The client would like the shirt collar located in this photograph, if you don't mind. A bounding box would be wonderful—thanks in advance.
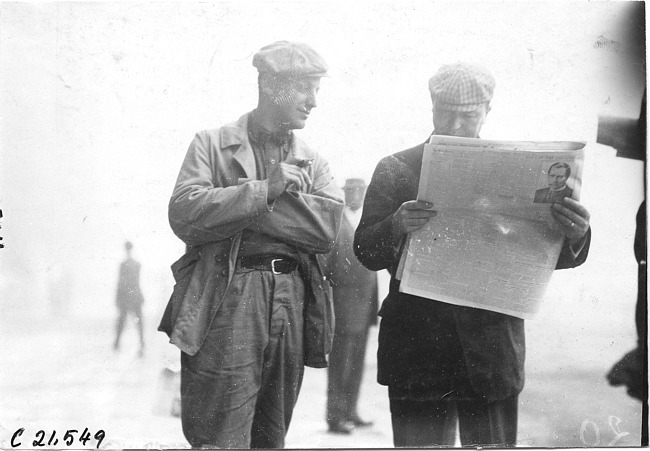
[248,111,293,147]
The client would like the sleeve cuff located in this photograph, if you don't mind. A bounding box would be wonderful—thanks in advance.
[568,234,588,257]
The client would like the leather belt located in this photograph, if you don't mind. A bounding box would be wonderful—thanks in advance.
[239,255,299,274]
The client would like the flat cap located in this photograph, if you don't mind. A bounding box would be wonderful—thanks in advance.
[252,41,328,77]
[343,178,366,189]
[428,62,495,111]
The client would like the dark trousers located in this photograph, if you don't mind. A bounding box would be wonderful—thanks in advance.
[389,394,518,448]
[114,305,144,349]
[326,328,370,424]
[180,269,305,449]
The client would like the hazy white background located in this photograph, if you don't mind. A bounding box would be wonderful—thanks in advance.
[1,1,644,321]
[0,1,646,447]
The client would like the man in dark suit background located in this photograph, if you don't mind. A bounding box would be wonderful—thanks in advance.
[326,178,379,434]
[534,162,574,203]
[114,240,145,356]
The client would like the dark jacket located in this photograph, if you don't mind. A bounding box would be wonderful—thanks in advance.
[115,257,144,310]
[354,142,591,401]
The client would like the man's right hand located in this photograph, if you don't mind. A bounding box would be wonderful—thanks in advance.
[391,200,438,235]
[267,162,312,201]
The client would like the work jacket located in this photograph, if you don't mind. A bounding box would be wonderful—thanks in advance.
[159,112,345,368]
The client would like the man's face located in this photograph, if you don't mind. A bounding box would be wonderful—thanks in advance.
[547,166,568,190]
[344,185,366,211]
[266,76,321,131]
[432,101,490,138]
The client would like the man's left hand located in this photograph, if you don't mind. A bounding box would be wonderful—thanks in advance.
[551,197,590,244]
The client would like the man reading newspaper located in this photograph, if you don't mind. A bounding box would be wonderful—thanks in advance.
[354,62,591,447]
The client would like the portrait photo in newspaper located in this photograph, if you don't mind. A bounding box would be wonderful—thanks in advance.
[533,162,577,204]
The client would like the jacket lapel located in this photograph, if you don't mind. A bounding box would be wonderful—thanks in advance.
[220,113,257,179]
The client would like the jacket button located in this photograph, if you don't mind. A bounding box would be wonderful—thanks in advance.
[221,269,228,277]
[215,255,224,263]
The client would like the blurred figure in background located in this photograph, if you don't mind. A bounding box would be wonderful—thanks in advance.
[325,178,379,434]
[113,240,145,356]
[607,200,647,402]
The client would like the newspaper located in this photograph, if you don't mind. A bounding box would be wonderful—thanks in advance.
[397,135,586,319]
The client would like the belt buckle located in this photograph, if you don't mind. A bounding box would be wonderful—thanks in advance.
[271,258,282,275]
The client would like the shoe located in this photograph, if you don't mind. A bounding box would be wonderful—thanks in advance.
[348,415,373,428]
[328,420,355,434]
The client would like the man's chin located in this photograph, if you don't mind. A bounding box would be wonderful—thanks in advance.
[290,120,307,130]
[279,120,306,131]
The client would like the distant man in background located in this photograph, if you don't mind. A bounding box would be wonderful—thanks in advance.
[534,162,574,203]
[326,178,378,434]
[158,41,344,449]
[354,62,592,447]
[607,200,647,402]
[114,240,145,356]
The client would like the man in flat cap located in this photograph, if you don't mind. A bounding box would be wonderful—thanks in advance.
[354,62,592,447]
[159,41,344,449]
[324,178,378,434]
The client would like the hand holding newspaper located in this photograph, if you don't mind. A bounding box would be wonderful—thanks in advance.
[397,135,586,319]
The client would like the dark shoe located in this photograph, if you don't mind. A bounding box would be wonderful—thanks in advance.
[328,420,355,434]
[348,415,373,428]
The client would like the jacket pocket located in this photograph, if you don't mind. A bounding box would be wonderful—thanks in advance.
[157,246,202,337]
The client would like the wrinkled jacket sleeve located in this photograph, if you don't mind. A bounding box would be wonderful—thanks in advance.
[354,155,407,272]
[246,153,345,254]
[168,132,272,245]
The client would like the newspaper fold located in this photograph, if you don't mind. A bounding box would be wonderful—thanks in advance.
[397,135,586,319]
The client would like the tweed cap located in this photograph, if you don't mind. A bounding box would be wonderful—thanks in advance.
[428,62,495,112]
[252,41,328,77]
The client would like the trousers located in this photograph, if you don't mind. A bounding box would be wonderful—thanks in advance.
[326,328,370,424]
[180,268,305,449]
[389,390,518,448]
[114,304,144,350]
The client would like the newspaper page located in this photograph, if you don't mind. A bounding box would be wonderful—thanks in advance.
[398,135,586,319]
